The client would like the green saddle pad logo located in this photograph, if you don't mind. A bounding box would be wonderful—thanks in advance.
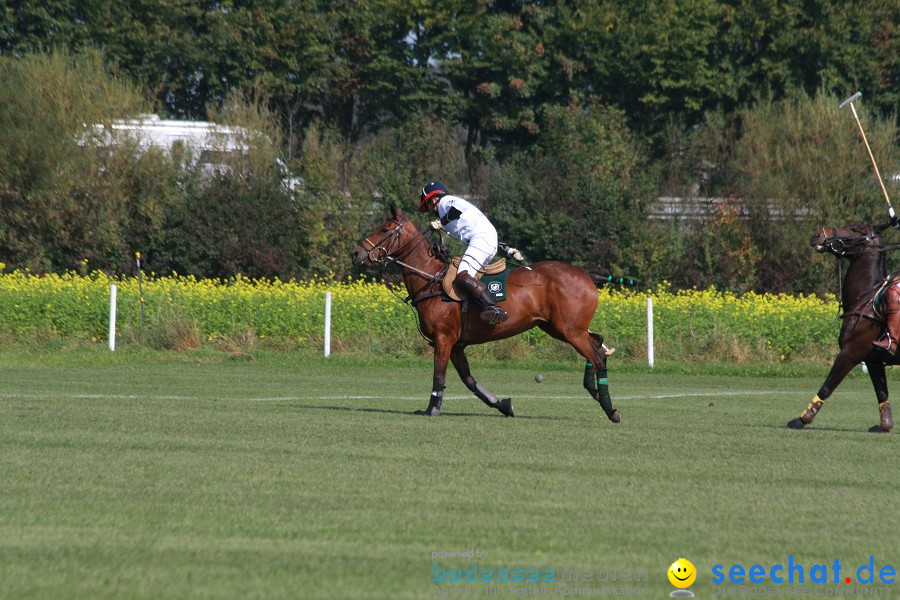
[483,271,507,301]
[442,268,510,302]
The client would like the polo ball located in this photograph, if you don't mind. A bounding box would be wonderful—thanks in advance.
[534,374,543,383]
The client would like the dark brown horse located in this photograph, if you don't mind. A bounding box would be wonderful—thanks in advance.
[788,222,894,432]
[351,206,621,421]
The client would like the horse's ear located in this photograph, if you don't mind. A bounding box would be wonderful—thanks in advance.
[391,204,403,219]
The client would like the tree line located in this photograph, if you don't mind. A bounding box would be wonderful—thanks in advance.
[0,1,897,295]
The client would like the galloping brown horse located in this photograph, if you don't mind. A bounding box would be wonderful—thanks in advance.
[351,206,621,421]
[788,222,894,432]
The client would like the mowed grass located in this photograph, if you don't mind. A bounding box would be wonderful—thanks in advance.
[0,350,896,599]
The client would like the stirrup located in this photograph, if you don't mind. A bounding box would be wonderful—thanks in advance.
[480,306,508,324]
[874,333,896,354]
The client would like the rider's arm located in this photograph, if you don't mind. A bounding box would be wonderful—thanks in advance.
[440,205,463,226]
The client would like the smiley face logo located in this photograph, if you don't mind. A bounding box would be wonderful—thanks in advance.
[668,558,696,588]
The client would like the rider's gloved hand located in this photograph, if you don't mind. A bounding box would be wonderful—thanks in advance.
[892,215,900,230]
[430,220,443,230]
[498,242,524,261]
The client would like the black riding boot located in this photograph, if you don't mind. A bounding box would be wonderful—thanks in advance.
[453,271,508,325]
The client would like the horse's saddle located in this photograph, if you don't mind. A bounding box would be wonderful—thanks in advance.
[442,257,508,301]
[874,273,900,320]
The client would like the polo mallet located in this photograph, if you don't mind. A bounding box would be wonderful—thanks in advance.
[839,91,894,220]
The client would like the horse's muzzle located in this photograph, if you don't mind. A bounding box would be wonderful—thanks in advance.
[810,232,827,253]
[351,246,369,265]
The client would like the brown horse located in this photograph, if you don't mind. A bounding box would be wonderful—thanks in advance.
[351,206,622,421]
[788,222,894,432]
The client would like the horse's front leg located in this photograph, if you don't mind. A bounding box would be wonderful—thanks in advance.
[788,347,863,429]
[416,338,454,416]
[450,346,514,417]
[865,361,894,433]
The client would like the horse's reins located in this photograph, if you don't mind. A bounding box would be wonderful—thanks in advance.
[358,216,447,304]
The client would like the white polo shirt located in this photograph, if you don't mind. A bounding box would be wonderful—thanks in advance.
[436,194,498,275]
[436,195,495,244]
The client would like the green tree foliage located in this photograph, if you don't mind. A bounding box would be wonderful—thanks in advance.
[430,2,564,155]
[151,93,305,279]
[154,173,301,279]
[732,92,899,293]
[486,103,657,275]
[660,91,899,294]
[592,0,735,137]
[0,49,311,279]
[358,111,468,207]
[291,123,377,277]
[720,0,899,119]
[2,0,895,138]
[0,49,156,272]
[0,3,896,293]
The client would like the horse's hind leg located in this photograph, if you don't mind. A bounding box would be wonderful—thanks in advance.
[865,362,894,433]
[585,332,621,423]
[450,346,514,417]
[538,324,620,422]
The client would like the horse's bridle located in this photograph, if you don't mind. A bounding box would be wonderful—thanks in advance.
[359,216,408,264]
[819,226,880,257]
[357,215,445,283]
[816,226,891,324]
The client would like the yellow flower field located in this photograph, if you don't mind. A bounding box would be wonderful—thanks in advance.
[0,269,841,361]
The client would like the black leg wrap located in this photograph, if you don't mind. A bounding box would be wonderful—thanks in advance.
[594,368,620,423]
[416,387,444,416]
[584,362,619,422]
[583,362,597,393]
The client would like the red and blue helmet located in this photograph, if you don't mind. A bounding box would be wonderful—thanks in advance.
[419,182,448,212]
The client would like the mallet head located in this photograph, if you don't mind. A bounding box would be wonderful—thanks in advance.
[840,91,862,110]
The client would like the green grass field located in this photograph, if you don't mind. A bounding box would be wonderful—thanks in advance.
[0,349,896,599]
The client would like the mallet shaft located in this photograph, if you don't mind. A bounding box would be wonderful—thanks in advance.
[842,93,894,218]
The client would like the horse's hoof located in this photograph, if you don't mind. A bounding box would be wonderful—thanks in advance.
[497,397,515,417]
[607,409,622,423]
[878,401,893,432]
[867,424,892,433]
[787,418,806,429]
[414,407,441,416]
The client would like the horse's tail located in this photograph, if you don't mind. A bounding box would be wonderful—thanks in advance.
[589,270,637,288]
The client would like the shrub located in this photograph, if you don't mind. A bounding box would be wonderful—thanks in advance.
[486,103,658,276]
[0,48,161,273]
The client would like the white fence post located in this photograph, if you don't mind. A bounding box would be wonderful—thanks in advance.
[108,284,117,352]
[647,296,654,368]
[324,291,332,358]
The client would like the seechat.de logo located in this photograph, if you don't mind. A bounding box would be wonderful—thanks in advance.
[711,556,896,586]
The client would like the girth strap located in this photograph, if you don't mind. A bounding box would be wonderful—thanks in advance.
[456,300,471,347]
